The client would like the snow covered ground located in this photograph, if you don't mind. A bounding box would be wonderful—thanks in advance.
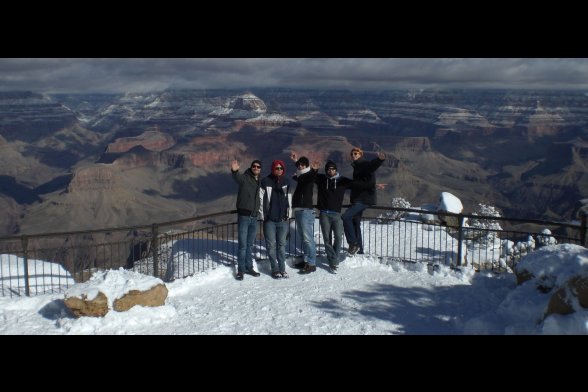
[1,244,587,335]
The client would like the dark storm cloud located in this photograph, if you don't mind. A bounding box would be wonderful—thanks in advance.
[1,58,588,93]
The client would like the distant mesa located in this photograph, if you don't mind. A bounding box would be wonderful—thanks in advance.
[235,113,299,131]
[391,137,431,152]
[232,93,267,112]
[105,130,175,153]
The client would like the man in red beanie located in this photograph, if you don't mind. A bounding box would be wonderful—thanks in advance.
[259,160,293,278]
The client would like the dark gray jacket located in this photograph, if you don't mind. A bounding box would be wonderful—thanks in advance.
[232,168,261,217]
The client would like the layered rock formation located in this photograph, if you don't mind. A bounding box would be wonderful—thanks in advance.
[68,165,116,193]
[106,130,175,153]
[2,88,588,236]
[0,92,79,143]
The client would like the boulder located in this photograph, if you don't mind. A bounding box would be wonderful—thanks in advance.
[545,276,588,318]
[113,284,168,312]
[63,269,168,317]
[64,291,109,318]
[514,267,534,286]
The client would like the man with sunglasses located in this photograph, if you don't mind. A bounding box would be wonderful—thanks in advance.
[342,147,386,255]
[231,159,263,281]
[314,160,372,270]
[259,160,293,279]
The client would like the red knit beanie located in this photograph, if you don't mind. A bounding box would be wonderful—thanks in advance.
[271,160,286,176]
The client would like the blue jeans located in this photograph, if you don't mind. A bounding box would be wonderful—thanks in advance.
[319,212,343,265]
[237,215,258,273]
[264,220,289,273]
[295,209,316,265]
[342,202,368,247]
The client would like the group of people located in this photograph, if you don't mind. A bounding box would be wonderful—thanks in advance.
[230,147,386,281]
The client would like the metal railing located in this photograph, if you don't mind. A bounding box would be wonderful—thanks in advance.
[0,207,584,297]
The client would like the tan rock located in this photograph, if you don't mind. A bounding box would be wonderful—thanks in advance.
[64,291,109,318]
[545,276,588,318]
[573,276,588,308]
[113,284,168,312]
[513,267,534,286]
[546,286,574,317]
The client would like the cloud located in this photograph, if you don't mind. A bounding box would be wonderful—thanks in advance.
[1,58,588,93]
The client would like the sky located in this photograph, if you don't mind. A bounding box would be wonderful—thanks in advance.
[1,230,587,335]
[2,58,588,94]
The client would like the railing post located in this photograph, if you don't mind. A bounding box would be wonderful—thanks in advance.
[151,223,159,278]
[456,215,464,267]
[581,212,588,248]
[21,235,30,297]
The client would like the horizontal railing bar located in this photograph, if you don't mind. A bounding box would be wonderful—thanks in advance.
[0,206,579,242]
[0,210,238,241]
[359,206,581,230]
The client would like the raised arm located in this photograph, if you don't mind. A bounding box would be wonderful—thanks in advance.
[231,160,245,184]
[231,160,240,172]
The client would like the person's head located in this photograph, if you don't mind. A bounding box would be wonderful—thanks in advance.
[325,160,338,177]
[271,160,286,177]
[350,147,363,161]
[295,156,310,169]
[250,160,262,175]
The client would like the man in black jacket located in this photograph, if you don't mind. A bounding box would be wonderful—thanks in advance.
[315,160,367,270]
[342,147,386,255]
[290,152,318,274]
[231,159,262,280]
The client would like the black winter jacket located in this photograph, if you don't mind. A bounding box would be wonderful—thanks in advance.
[350,157,385,205]
[292,168,317,209]
[315,174,372,212]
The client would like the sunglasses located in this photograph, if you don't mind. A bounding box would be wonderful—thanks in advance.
[327,167,337,171]
[274,167,284,171]
[251,165,261,169]
[352,152,361,156]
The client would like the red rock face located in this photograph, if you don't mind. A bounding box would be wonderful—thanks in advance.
[393,137,431,152]
[187,151,232,166]
[185,135,246,167]
[112,152,155,169]
[233,117,296,131]
[526,124,560,137]
[68,165,116,193]
[106,131,175,153]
